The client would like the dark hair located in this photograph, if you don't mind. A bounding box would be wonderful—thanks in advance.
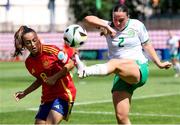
[110,4,129,27]
[13,26,36,57]
[113,4,129,16]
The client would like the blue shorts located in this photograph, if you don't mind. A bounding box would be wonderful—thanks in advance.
[35,98,74,121]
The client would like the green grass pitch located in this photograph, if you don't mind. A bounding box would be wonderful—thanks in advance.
[0,61,180,124]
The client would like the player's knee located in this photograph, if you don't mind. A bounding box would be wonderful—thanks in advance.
[116,112,129,124]
[132,76,140,83]
[34,119,46,125]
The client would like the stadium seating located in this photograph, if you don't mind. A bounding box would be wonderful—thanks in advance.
[0,30,180,61]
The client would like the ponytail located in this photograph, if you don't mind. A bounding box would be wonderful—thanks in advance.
[13,26,35,57]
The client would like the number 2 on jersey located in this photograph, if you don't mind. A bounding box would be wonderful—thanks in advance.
[118,37,124,47]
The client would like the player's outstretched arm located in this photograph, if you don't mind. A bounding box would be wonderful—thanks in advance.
[14,80,41,101]
[143,41,172,69]
[83,15,116,37]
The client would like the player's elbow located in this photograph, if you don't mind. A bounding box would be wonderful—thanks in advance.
[84,15,92,21]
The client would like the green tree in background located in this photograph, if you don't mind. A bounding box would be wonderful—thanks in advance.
[69,0,180,24]
[69,0,116,22]
[159,0,180,15]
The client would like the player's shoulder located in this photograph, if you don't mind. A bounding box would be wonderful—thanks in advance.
[129,19,147,32]
[42,44,60,55]
[130,19,144,26]
[43,44,60,50]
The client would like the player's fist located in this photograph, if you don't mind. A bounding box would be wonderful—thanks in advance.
[14,91,26,102]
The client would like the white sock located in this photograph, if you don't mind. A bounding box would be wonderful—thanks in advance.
[75,54,108,76]
[85,63,108,76]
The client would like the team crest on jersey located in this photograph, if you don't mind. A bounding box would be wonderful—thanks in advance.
[127,29,136,37]
[42,59,50,69]
[31,68,35,74]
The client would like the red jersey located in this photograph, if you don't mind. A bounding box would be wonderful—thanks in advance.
[25,44,76,103]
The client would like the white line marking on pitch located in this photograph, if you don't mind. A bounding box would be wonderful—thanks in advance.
[72,111,180,118]
[28,92,180,111]
[27,109,180,118]
[75,92,180,105]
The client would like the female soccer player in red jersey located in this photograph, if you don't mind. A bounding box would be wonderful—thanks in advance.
[13,26,76,124]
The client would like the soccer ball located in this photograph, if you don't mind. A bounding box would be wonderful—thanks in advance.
[63,24,87,47]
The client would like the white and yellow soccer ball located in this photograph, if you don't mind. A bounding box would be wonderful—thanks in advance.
[63,24,87,47]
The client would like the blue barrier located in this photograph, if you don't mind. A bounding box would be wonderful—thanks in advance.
[79,49,178,61]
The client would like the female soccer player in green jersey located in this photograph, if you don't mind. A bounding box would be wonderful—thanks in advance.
[75,4,172,124]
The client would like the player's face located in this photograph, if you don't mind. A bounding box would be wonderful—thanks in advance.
[23,32,41,55]
[113,11,128,31]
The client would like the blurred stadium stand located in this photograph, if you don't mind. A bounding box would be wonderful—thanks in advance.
[1,30,180,61]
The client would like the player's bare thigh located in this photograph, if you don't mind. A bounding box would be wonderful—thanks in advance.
[46,110,64,124]
[107,59,140,84]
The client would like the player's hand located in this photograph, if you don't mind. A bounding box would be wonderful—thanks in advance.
[158,61,172,69]
[14,91,26,102]
[46,75,57,85]
[106,25,116,37]
[100,25,116,37]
